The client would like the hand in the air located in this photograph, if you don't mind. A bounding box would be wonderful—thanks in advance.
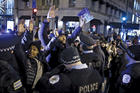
[29,20,34,32]
[47,5,58,19]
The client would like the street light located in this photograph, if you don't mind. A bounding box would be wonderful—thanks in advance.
[121,16,127,23]
[121,16,127,41]
[122,17,127,21]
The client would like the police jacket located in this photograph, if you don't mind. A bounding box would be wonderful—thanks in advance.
[36,64,103,93]
[80,49,104,77]
[80,50,100,68]
[0,60,26,93]
[117,63,140,93]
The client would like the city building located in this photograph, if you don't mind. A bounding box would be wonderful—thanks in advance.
[1,0,140,36]
[0,0,14,30]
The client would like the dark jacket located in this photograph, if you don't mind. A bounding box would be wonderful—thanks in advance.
[117,63,140,93]
[0,60,26,93]
[36,65,103,93]
[80,47,105,77]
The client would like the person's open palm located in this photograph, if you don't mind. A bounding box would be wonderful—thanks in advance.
[29,20,34,32]
[47,5,58,18]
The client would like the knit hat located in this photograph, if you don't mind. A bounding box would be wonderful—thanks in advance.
[80,33,96,46]
[60,46,81,64]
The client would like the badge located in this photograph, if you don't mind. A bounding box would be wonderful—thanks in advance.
[13,80,22,90]
[49,75,60,85]
[122,74,131,84]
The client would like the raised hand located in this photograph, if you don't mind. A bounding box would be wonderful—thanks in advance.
[29,20,34,32]
[47,5,57,19]
[53,29,59,37]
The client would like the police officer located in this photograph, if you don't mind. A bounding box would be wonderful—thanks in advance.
[36,46,103,93]
[80,33,104,77]
[117,45,140,93]
[0,60,25,93]
[0,34,26,93]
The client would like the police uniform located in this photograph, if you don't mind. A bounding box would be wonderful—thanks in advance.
[117,45,140,93]
[0,34,26,93]
[80,33,104,76]
[36,46,103,93]
[0,60,25,93]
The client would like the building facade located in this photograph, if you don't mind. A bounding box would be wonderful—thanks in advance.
[0,0,14,30]
[10,0,140,35]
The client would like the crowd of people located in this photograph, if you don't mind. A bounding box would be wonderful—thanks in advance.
[0,6,140,93]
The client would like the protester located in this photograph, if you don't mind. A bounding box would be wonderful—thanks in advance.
[26,40,50,93]
[39,6,85,69]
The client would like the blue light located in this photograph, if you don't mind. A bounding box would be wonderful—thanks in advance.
[122,17,127,21]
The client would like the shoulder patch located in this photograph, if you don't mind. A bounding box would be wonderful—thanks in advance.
[49,75,60,85]
[122,74,131,84]
[13,80,22,90]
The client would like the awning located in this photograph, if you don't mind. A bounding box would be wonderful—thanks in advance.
[19,16,31,20]
[0,14,13,17]
[108,22,140,29]
[61,16,79,22]
[90,19,103,25]
[109,22,122,28]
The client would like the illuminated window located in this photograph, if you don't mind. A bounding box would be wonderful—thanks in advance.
[0,0,14,15]
[6,0,14,15]
[7,21,14,31]
[25,20,30,27]
[0,0,6,14]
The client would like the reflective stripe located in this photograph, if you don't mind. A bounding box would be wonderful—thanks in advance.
[13,80,22,90]
[71,64,88,69]
[83,50,93,54]
[0,45,15,52]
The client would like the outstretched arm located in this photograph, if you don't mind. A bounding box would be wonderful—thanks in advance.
[67,17,85,44]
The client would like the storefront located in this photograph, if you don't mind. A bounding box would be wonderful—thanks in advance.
[90,19,103,33]
[61,16,79,33]
[108,22,140,41]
